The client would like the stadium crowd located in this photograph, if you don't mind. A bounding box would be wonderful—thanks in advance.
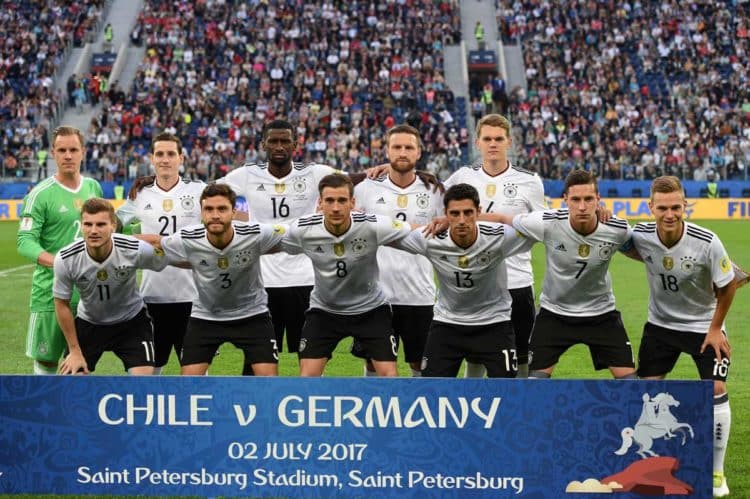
[495,0,750,181]
[0,0,106,178]
[80,0,465,182]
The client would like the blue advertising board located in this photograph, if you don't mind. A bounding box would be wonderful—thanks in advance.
[0,376,711,497]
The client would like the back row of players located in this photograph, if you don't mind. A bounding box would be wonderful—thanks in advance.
[18,119,739,495]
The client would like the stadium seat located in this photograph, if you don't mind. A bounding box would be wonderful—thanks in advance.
[631,188,642,198]
[742,188,750,198]
[719,188,730,198]
[700,188,709,198]
[607,188,618,198]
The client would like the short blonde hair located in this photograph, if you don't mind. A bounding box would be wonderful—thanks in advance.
[52,126,85,149]
[475,114,511,137]
[650,176,685,201]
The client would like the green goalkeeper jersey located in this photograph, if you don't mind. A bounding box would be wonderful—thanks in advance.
[16,176,103,311]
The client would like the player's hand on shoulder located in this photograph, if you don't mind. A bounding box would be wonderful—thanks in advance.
[416,170,444,194]
[423,216,448,237]
[366,163,390,179]
[596,202,613,223]
[128,175,156,200]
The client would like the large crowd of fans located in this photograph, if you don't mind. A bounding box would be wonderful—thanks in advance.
[496,0,750,181]
[81,0,463,182]
[0,0,106,179]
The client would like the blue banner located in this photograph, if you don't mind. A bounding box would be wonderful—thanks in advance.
[0,377,712,497]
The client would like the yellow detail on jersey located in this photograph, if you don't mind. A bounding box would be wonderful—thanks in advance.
[273,225,286,235]
[333,243,345,256]
[458,255,469,268]
[720,256,731,273]
[217,257,229,269]
[162,199,174,212]
[154,248,164,257]
[578,244,591,257]
[275,183,286,194]
[73,198,84,211]
[397,194,408,208]
[96,270,108,281]
[392,220,403,229]
[663,256,674,270]
[485,184,496,197]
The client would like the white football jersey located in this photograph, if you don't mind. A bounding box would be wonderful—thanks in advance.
[116,179,204,303]
[445,162,546,288]
[160,222,285,321]
[281,213,411,314]
[53,235,168,325]
[632,221,735,334]
[220,162,337,287]
[513,210,632,316]
[395,223,533,325]
[354,175,442,306]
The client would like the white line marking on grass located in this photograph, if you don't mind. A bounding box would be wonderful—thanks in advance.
[0,265,33,277]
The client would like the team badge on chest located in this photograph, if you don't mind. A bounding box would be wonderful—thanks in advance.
[578,244,591,257]
[663,256,674,270]
[333,243,345,257]
[397,194,408,208]
[96,270,108,281]
[275,183,286,194]
[350,238,368,255]
[485,184,496,197]
[217,256,229,269]
[163,199,174,212]
[416,193,430,210]
[180,195,195,211]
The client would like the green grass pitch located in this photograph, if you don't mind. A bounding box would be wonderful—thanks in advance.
[0,219,748,498]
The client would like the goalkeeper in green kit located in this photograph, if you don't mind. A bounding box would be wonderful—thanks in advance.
[16,126,103,374]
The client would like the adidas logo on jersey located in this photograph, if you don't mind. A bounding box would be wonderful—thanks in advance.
[555,243,567,251]
[257,185,266,191]
[58,205,69,213]
[144,203,153,210]
[376,197,386,204]
[79,276,89,282]
[645,255,653,263]
[199,259,209,266]
[440,255,449,261]
[314,246,324,253]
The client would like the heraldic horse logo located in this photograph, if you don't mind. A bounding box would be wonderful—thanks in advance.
[615,393,695,459]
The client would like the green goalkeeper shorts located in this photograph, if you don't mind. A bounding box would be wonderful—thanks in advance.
[26,311,67,363]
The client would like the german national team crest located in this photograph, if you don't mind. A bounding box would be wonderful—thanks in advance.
[350,238,368,255]
[180,196,195,211]
[96,270,108,281]
[397,195,408,208]
[275,183,286,194]
[217,257,229,269]
[162,199,174,212]
[485,184,497,197]
[458,255,469,268]
[477,252,491,266]
[578,244,591,257]
[598,244,614,259]
[114,266,132,281]
[333,243,345,257]
[293,180,306,193]
[73,198,84,211]
[503,183,518,198]
[663,256,674,270]
[680,256,695,273]
[416,193,430,210]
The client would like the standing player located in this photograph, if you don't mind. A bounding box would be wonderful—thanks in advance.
[630,176,736,497]
[281,174,412,377]
[53,198,167,375]
[354,124,442,377]
[506,170,636,379]
[158,184,284,376]
[444,114,546,378]
[117,133,204,374]
[219,120,339,362]
[394,184,532,378]
[17,126,103,374]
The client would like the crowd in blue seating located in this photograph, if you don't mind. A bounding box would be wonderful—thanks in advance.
[0,0,106,179]
[495,0,750,181]
[82,0,464,182]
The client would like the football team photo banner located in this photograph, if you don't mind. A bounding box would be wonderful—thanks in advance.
[0,376,712,497]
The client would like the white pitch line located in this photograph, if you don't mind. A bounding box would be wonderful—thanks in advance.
[0,264,33,277]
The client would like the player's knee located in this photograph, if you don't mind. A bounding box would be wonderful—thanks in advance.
[713,381,727,398]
